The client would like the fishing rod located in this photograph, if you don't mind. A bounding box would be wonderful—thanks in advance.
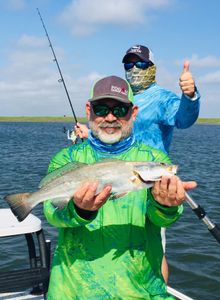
[185,192,220,244]
[36,8,81,141]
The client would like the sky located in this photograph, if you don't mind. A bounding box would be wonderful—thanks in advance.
[0,0,220,118]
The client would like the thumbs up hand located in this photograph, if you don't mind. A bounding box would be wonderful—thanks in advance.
[179,61,195,98]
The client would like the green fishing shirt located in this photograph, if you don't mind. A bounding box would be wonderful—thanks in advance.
[44,140,182,300]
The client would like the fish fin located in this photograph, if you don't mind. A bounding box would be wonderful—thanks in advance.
[143,182,154,188]
[39,162,87,188]
[4,192,33,222]
[52,198,69,209]
[109,192,128,200]
[96,158,124,163]
[114,192,128,199]
[92,158,128,166]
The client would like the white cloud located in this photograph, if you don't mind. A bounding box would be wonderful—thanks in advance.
[198,70,220,84]
[59,0,173,36]
[17,34,48,48]
[5,0,26,10]
[0,34,104,116]
[157,67,178,90]
[176,54,220,68]
[2,32,220,118]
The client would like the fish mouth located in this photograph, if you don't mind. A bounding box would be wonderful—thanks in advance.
[133,170,176,185]
[133,171,156,185]
[133,164,178,184]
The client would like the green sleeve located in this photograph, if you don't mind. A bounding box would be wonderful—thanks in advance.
[43,200,97,228]
[146,190,183,227]
[152,147,172,164]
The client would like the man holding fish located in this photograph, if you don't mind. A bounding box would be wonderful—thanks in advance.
[73,45,200,284]
[5,76,196,299]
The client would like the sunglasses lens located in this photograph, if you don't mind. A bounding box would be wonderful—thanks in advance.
[92,104,130,118]
[124,62,134,70]
[124,61,152,70]
[135,61,148,69]
[93,105,109,116]
[112,106,129,117]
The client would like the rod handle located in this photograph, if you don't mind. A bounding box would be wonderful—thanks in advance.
[209,225,220,244]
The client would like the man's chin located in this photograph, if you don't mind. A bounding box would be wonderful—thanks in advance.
[98,133,122,144]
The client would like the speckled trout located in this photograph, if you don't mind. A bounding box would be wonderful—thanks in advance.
[5,160,177,222]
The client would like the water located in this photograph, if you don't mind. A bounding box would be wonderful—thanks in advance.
[0,122,219,299]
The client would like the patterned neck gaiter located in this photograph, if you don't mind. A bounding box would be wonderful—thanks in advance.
[125,65,156,95]
[88,131,136,155]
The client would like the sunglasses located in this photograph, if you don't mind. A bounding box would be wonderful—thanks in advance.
[124,61,153,71]
[92,104,131,118]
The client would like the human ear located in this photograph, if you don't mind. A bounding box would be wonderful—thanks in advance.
[85,102,91,120]
[131,106,138,120]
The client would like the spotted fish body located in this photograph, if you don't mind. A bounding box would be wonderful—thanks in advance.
[5,160,177,222]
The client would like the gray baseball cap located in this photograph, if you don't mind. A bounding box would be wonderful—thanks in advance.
[89,75,134,104]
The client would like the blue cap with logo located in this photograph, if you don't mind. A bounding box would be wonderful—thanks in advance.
[122,45,154,64]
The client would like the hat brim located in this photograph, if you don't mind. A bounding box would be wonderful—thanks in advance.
[122,53,150,63]
[89,95,131,104]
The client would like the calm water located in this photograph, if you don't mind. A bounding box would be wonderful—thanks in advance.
[0,122,219,300]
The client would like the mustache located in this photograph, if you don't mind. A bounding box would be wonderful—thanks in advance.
[99,122,122,129]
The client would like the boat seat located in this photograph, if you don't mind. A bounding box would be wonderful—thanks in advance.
[0,209,50,300]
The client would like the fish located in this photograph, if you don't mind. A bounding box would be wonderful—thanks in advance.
[4,160,178,222]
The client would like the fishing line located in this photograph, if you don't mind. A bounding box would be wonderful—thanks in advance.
[36,8,82,142]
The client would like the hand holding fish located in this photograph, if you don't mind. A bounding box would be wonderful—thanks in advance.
[73,181,112,211]
[152,175,197,207]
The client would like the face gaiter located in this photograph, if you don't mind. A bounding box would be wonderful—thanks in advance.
[125,65,156,95]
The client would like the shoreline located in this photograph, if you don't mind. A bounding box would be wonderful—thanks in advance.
[0,117,220,125]
[0,116,87,123]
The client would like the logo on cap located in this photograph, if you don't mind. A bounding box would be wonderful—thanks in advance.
[111,85,128,96]
[129,45,142,54]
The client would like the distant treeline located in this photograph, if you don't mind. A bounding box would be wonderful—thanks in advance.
[197,118,220,124]
[0,117,220,124]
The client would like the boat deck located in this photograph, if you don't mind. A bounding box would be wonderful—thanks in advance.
[0,291,43,300]
[0,287,194,300]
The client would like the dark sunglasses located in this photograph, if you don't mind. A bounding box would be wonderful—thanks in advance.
[92,104,132,118]
[124,61,153,71]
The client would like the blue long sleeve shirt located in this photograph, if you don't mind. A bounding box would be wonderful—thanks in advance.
[133,83,200,154]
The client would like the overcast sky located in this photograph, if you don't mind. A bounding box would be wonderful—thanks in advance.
[0,0,220,117]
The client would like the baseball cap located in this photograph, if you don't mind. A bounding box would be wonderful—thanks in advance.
[89,75,134,104]
[122,45,154,64]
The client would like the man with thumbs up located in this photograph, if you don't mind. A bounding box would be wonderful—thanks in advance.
[122,44,200,154]
[122,44,200,284]
[76,45,200,154]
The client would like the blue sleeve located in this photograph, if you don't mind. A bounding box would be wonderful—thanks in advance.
[160,92,180,126]
[175,89,200,128]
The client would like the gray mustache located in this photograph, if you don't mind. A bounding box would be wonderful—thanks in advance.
[99,122,122,128]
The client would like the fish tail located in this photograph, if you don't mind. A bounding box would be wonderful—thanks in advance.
[4,192,34,222]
